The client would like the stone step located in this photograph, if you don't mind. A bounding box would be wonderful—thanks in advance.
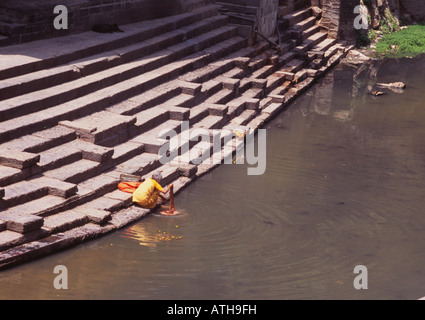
[115,152,162,179]
[0,24,239,122]
[42,209,89,234]
[131,107,171,137]
[179,42,249,84]
[38,144,83,172]
[231,109,258,126]
[283,7,312,26]
[0,126,78,154]
[0,148,40,170]
[107,81,182,116]
[59,111,137,147]
[0,181,48,210]
[204,88,235,105]
[309,38,337,55]
[43,159,102,185]
[76,173,120,201]
[2,194,73,218]
[110,141,145,165]
[0,213,44,236]
[293,16,317,32]
[0,5,221,81]
[0,165,41,188]
[131,119,183,154]
[296,31,328,52]
[0,35,247,144]
[0,14,230,102]
[302,25,322,41]
[193,115,228,130]
[0,175,78,210]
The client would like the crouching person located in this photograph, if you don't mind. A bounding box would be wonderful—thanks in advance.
[132,172,173,209]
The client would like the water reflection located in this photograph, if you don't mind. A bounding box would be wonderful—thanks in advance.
[121,222,184,248]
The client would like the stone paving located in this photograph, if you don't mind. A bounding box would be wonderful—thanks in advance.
[0,3,351,269]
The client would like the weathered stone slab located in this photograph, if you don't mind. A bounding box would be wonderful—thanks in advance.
[0,166,22,187]
[0,213,44,234]
[0,135,50,153]
[69,140,114,163]
[4,195,67,217]
[0,148,40,170]
[0,230,23,252]
[32,125,77,151]
[43,210,88,233]
[31,176,78,198]
[82,196,124,213]
[116,152,160,177]
[38,144,82,171]
[231,109,257,126]
[44,159,102,184]
[176,164,198,178]
[104,190,133,208]
[178,80,202,95]
[111,141,145,163]
[73,207,112,225]
[157,105,190,121]
[109,206,150,229]
[205,103,229,116]
[59,111,137,145]
[0,180,47,208]
[263,102,285,118]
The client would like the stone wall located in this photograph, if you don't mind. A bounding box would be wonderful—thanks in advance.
[400,0,425,21]
[0,0,212,44]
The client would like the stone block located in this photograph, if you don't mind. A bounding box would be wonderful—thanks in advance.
[43,210,88,233]
[0,213,44,234]
[0,148,40,170]
[59,111,136,145]
[32,176,78,198]
[71,140,114,163]
[206,103,229,116]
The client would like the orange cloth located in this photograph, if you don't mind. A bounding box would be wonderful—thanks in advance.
[118,181,142,194]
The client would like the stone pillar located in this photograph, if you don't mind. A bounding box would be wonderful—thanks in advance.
[319,0,341,39]
[257,0,279,38]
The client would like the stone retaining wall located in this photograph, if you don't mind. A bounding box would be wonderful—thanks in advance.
[0,0,212,44]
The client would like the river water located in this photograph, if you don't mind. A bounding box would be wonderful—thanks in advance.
[1,56,425,300]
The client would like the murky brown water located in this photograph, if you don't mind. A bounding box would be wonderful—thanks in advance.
[1,56,425,300]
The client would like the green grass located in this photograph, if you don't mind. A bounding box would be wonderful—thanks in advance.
[375,23,425,58]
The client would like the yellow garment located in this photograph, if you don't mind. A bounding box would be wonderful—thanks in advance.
[132,179,164,208]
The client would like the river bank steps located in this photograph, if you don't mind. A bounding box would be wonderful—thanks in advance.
[0,4,350,269]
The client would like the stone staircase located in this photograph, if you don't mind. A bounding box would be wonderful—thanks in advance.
[0,3,350,269]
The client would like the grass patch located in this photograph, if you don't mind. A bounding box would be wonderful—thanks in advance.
[375,23,425,58]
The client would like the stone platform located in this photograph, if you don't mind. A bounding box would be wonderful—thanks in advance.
[0,3,350,270]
